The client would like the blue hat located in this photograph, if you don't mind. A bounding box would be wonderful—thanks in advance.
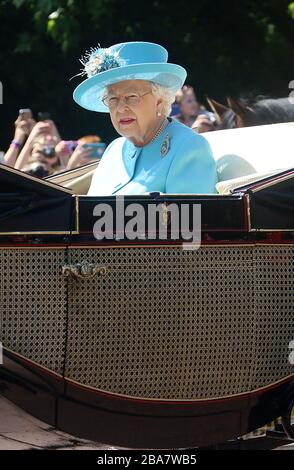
[73,41,187,113]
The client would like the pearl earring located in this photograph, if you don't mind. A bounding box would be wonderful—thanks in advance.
[157,111,161,117]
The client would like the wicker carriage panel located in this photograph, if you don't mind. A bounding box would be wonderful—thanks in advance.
[0,249,67,374]
[1,245,293,400]
[65,247,257,399]
[251,246,294,388]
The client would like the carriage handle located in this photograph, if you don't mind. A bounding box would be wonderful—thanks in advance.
[62,260,108,279]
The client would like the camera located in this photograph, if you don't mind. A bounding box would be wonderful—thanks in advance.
[41,145,56,158]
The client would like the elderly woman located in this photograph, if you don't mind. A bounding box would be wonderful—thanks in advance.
[73,42,216,195]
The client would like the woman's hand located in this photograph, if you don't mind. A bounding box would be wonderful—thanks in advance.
[13,121,52,170]
[13,117,35,145]
[54,140,75,169]
[47,119,62,143]
[66,144,93,170]
[25,121,51,146]
[3,116,35,166]
[24,120,61,147]
[14,120,61,170]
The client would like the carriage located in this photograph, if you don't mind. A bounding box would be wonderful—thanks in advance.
[0,123,294,448]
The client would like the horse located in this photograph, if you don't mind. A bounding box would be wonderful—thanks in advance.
[207,96,294,129]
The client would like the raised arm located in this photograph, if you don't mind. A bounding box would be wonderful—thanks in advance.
[3,118,35,167]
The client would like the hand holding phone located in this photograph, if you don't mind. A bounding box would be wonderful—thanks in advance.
[18,108,33,121]
[66,143,94,170]
[82,143,106,158]
[14,109,35,143]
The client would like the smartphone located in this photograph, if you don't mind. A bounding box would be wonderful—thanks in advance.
[38,111,51,121]
[83,143,106,158]
[19,108,32,120]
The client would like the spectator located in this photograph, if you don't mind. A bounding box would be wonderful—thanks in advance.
[3,114,35,167]
[192,112,216,133]
[21,133,104,175]
[21,138,61,177]
[14,119,62,176]
[173,85,200,127]
[4,111,106,177]
[64,135,102,170]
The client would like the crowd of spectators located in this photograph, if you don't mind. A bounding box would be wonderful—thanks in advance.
[0,85,217,178]
[2,110,105,177]
[171,85,216,132]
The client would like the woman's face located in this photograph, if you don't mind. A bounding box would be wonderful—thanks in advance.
[180,91,199,117]
[105,80,163,146]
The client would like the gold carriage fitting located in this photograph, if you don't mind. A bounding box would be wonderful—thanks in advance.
[0,161,294,449]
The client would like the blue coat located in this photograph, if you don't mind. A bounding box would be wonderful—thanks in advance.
[88,118,217,195]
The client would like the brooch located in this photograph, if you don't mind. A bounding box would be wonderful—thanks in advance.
[160,134,170,157]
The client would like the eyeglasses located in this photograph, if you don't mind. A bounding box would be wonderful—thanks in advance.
[102,91,152,109]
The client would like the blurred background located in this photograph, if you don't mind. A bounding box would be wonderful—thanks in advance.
[1,0,294,148]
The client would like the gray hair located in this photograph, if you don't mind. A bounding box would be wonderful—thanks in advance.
[103,81,176,116]
[150,82,176,117]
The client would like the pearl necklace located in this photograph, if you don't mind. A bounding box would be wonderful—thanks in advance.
[149,118,169,144]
